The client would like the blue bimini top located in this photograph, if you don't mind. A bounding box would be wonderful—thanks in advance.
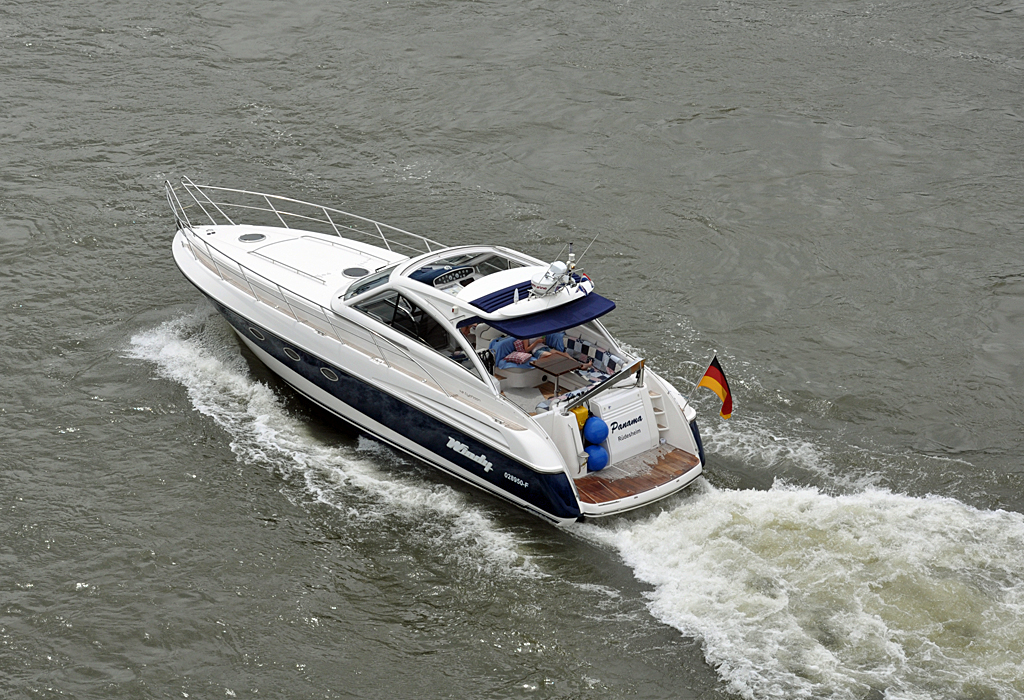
[470,292,616,339]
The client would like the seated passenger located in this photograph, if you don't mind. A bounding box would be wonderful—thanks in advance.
[490,334,593,371]
[527,333,594,369]
[518,336,547,355]
[522,332,563,356]
[459,323,478,347]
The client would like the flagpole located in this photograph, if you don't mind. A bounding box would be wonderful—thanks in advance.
[686,352,718,405]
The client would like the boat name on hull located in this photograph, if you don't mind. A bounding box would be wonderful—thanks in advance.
[609,415,643,432]
[447,436,493,472]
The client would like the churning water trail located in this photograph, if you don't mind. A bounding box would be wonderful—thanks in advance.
[583,481,1024,700]
[127,310,1024,700]
[124,308,536,578]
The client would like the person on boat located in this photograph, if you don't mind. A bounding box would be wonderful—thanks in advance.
[492,333,593,370]
[518,336,548,355]
[525,333,594,369]
[459,323,478,346]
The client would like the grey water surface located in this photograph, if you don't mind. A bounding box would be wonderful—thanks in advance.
[3,1,1024,698]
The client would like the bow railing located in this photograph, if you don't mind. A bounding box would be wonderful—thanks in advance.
[165,177,443,257]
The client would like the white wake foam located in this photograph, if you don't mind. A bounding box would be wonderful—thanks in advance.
[130,310,1024,699]
[125,308,534,576]
[585,482,1024,700]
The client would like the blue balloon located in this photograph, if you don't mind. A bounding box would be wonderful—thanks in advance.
[583,416,609,444]
[585,445,609,471]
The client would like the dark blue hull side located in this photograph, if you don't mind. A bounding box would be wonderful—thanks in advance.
[210,300,582,522]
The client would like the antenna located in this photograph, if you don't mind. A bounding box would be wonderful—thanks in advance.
[576,233,599,265]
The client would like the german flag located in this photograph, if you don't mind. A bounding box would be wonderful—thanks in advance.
[697,355,733,419]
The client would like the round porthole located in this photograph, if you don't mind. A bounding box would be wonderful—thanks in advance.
[249,327,265,341]
[320,367,339,381]
[239,233,266,243]
[283,347,301,361]
[343,267,370,278]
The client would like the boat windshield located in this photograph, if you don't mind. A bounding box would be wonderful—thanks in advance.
[344,264,398,300]
[408,252,524,289]
[352,289,482,376]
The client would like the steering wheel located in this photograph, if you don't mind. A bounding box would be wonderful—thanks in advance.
[393,306,419,337]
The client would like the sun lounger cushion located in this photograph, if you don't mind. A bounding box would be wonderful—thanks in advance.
[563,335,623,375]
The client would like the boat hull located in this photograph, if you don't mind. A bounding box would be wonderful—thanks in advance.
[205,297,584,524]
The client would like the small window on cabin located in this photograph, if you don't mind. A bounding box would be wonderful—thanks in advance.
[344,265,397,300]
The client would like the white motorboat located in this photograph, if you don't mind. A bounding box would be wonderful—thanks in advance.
[166,178,706,524]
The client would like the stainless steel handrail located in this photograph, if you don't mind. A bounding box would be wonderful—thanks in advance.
[165,180,193,230]
[560,359,645,415]
[166,178,518,421]
[165,178,443,256]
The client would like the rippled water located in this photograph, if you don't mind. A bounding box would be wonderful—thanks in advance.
[3,0,1024,698]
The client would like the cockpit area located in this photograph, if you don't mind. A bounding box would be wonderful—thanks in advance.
[404,248,530,297]
[338,245,628,414]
